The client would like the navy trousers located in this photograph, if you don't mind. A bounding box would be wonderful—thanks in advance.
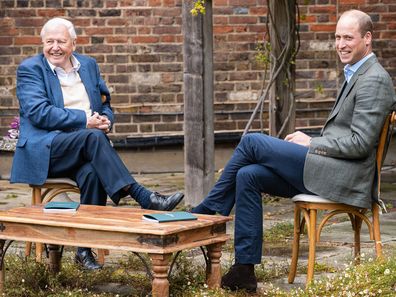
[48,129,137,206]
[201,133,312,264]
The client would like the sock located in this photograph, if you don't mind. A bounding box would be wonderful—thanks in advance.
[77,247,91,253]
[191,203,216,215]
[128,183,152,209]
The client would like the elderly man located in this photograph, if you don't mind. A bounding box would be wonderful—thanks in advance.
[192,9,396,292]
[11,17,184,270]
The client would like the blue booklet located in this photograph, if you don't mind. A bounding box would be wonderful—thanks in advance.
[43,201,80,213]
[143,211,197,223]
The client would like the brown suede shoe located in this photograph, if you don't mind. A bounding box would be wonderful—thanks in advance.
[221,263,257,293]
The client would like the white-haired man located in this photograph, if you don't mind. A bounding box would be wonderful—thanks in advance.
[11,18,184,270]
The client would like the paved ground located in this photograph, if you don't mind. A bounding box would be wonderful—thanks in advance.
[0,174,396,294]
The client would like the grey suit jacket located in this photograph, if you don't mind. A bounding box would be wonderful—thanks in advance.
[303,55,396,209]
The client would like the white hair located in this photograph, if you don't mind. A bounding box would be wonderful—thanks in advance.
[40,17,77,40]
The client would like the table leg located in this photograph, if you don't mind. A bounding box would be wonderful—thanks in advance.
[206,242,224,288]
[0,240,5,294]
[149,253,171,297]
[48,244,62,273]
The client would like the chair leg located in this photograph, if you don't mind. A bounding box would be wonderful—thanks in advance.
[372,204,383,258]
[306,209,317,287]
[25,242,32,257]
[353,215,362,264]
[288,205,301,284]
[27,187,43,259]
[32,187,42,205]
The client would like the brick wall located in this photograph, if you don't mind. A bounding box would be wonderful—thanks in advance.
[0,0,395,141]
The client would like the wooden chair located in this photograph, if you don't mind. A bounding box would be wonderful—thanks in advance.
[28,178,108,264]
[288,111,396,286]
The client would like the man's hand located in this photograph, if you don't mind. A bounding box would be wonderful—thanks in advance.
[87,112,111,133]
[284,131,312,147]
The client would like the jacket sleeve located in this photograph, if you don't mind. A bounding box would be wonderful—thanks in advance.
[309,73,395,159]
[16,62,86,131]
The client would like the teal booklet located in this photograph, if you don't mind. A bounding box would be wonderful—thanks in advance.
[43,201,80,213]
[142,211,197,223]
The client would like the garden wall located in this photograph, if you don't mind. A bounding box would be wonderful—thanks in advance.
[0,0,395,143]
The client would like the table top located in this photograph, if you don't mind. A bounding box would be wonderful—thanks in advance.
[0,205,232,236]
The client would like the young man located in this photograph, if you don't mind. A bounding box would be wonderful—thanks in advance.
[193,9,396,292]
[11,18,184,270]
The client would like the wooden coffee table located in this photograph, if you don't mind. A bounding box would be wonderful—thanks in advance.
[0,205,232,297]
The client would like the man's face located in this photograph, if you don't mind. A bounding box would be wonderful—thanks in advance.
[42,25,76,70]
[335,16,371,65]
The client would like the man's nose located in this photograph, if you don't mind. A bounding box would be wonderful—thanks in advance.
[338,39,346,48]
[52,41,60,49]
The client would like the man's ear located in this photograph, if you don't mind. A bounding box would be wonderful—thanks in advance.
[364,31,372,46]
[72,39,77,51]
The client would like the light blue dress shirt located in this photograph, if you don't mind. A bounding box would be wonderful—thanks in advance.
[343,52,374,83]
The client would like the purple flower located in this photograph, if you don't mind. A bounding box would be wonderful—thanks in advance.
[5,116,20,140]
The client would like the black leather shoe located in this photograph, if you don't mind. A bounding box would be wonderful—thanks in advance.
[75,248,102,270]
[147,192,184,211]
[221,263,257,292]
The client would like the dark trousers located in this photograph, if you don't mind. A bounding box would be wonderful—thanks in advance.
[201,133,312,264]
[48,129,136,205]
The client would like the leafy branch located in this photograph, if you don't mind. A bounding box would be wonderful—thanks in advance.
[191,0,206,16]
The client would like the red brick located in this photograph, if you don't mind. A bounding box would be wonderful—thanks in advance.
[138,27,151,34]
[214,26,234,34]
[85,28,113,35]
[160,35,176,42]
[105,0,118,8]
[310,24,336,32]
[73,19,91,27]
[229,0,257,5]
[15,18,44,27]
[214,16,229,25]
[309,6,337,13]
[0,37,13,45]
[339,0,365,3]
[37,9,66,17]
[250,7,267,15]
[149,0,162,6]
[76,36,90,45]
[300,15,316,23]
[106,36,128,43]
[229,16,258,24]
[153,8,181,17]
[163,0,176,5]
[132,36,159,43]
[153,26,181,35]
[214,0,228,5]
[14,36,41,45]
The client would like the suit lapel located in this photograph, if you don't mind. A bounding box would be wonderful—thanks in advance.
[321,56,378,134]
[43,56,64,108]
[77,58,99,112]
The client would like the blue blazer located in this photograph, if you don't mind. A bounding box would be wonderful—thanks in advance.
[10,53,113,185]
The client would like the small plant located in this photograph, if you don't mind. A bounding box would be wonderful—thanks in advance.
[191,0,206,16]
[255,41,271,68]
[5,116,20,140]
[264,222,294,243]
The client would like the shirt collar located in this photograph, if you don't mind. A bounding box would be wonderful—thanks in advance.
[47,54,81,75]
[344,52,374,83]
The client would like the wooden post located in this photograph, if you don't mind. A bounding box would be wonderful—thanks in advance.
[268,0,296,138]
[183,0,215,206]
